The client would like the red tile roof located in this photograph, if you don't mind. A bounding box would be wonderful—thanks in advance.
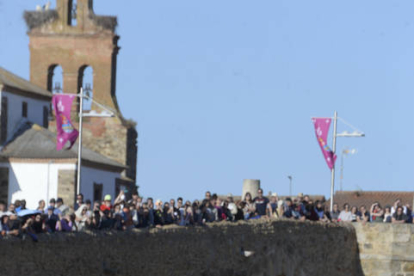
[328,191,414,209]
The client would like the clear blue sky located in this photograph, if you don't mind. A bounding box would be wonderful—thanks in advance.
[1,0,414,202]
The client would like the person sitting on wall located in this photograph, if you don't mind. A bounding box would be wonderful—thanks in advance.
[369,203,383,222]
[357,205,370,223]
[282,198,295,219]
[330,203,340,222]
[204,191,212,201]
[405,204,413,223]
[56,198,70,217]
[163,202,174,225]
[100,195,113,212]
[392,206,408,224]
[74,193,84,211]
[309,200,328,222]
[37,200,46,214]
[391,198,407,216]
[45,206,59,232]
[253,188,269,217]
[383,206,392,223]
[242,192,255,220]
[146,198,155,226]
[153,199,164,227]
[227,194,238,219]
[267,193,279,218]
[350,206,358,222]
[1,213,20,237]
[138,203,150,228]
[338,203,352,222]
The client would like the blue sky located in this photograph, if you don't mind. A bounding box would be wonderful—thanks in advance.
[1,0,414,201]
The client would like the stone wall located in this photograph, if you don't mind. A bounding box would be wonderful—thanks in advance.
[57,169,76,209]
[0,220,363,276]
[354,223,414,276]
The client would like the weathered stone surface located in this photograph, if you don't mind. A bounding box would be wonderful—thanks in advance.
[57,169,76,208]
[354,223,414,276]
[0,220,363,276]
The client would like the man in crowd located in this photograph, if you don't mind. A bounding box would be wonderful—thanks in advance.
[253,188,269,217]
[392,206,408,224]
[357,205,370,223]
[205,191,211,201]
[56,198,70,216]
[75,193,84,210]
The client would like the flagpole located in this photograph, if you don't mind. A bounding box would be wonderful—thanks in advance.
[330,111,338,212]
[76,88,84,198]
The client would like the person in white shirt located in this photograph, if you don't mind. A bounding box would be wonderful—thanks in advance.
[338,203,353,222]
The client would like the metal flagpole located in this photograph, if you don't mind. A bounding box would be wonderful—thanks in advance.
[340,150,344,191]
[330,111,338,212]
[76,88,84,196]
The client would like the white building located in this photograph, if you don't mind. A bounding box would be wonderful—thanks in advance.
[0,67,126,209]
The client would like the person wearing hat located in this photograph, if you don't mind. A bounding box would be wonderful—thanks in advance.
[100,195,112,212]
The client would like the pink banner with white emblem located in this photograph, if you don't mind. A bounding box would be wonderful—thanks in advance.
[312,118,336,170]
[52,95,79,150]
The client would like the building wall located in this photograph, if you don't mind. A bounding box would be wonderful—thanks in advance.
[0,90,49,141]
[0,220,363,276]
[80,166,120,202]
[354,223,414,276]
[0,162,75,209]
[0,161,120,209]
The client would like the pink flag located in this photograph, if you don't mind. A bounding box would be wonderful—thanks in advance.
[52,95,79,150]
[312,118,336,170]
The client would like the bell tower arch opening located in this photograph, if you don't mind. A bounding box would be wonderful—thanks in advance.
[47,65,63,93]
[68,0,77,26]
[78,65,93,111]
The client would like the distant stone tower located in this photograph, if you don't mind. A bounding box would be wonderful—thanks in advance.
[25,0,138,191]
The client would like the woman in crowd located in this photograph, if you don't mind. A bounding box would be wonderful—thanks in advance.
[242,192,255,220]
[75,204,90,231]
[37,200,46,214]
[383,206,392,223]
[370,203,384,222]
[392,206,408,224]
[163,202,174,225]
[338,203,352,222]
[350,206,358,222]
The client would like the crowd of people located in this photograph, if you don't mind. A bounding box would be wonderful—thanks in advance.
[0,188,412,240]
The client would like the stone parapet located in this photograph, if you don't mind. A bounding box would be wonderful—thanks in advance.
[0,219,363,276]
[354,222,414,276]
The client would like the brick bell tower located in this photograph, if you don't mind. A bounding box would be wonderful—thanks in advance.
[25,0,138,189]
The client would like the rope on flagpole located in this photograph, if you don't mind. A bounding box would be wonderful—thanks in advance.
[337,117,363,134]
